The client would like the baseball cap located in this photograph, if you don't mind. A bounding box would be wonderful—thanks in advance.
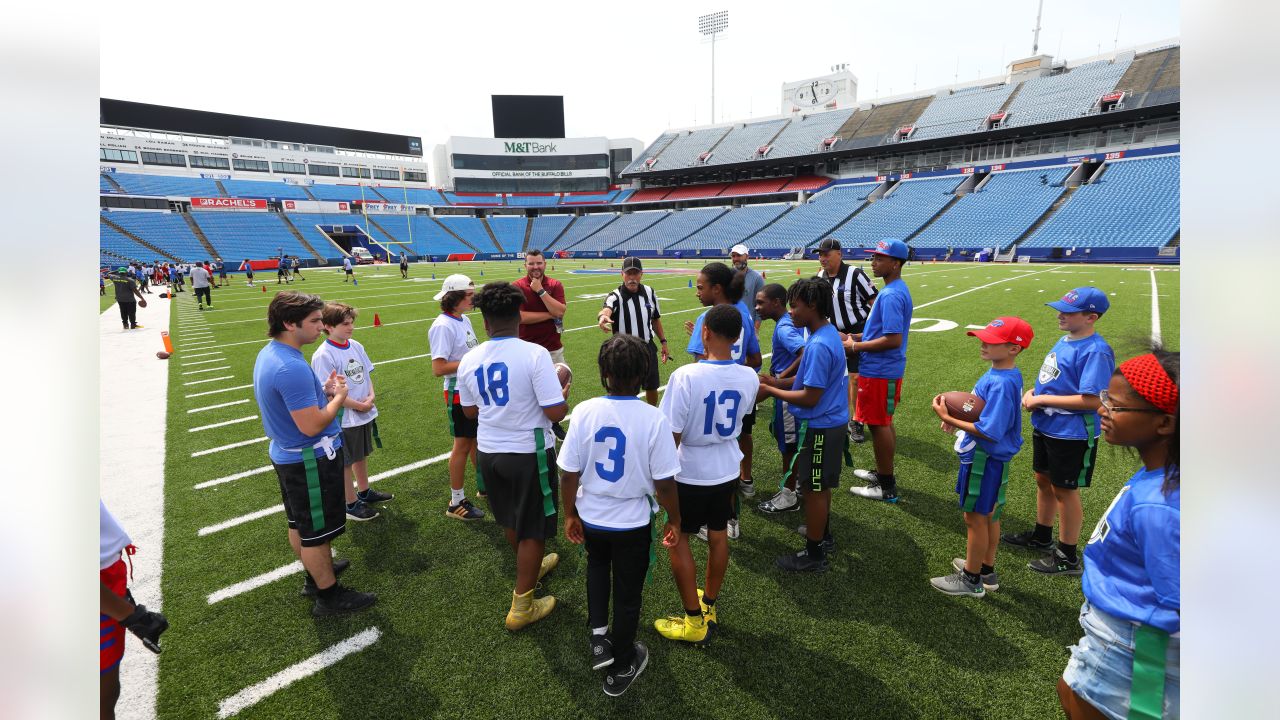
[621,257,643,272]
[864,238,910,260]
[814,238,841,254]
[967,316,1034,348]
[1047,286,1110,315]
[433,274,474,300]
[730,244,750,256]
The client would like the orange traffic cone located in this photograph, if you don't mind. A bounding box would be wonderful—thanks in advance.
[262,285,267,292]
[796,268,801,275]
[373,313,382,327]
[761,271,767,279]
[161,331,174,354]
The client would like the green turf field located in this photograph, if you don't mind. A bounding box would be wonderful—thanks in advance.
[153,259,1178,719]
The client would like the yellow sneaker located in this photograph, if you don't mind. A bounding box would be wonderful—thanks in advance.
[697,589,717,627]
[538,553,559,581]
[654,613,711,646]
[505,589,556,631]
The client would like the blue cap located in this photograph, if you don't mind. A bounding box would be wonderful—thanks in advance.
[1047,286,1110,315]
[864,238,909,260]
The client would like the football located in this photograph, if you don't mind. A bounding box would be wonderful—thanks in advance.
[941,391,984,423]
[554,362,573,388]
[156,351,171,360]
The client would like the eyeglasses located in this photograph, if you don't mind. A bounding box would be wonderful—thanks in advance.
[1098,390,1164,414]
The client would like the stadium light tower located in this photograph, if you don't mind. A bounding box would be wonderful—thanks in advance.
[698,10,729,123]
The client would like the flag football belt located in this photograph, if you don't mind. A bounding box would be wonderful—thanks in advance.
[1128,624,1170,720]
[282,434,341,532]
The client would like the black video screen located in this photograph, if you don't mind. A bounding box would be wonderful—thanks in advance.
[492,95,565,138]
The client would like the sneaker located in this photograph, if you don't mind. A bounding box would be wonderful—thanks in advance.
[1028,548,1084,576]
[727,519,741,540]
[603,642,649,697]
[792,525,836,554]
[695,525,708,542]
[849,472,898,503]
[776,549,830,573]
[345,501,380,521]
[311,584,378,616]
[590,634,614,671]
[758,488,799,513]
[445,499,485,520]
[538,553,559,581]
[505,590,556,631]
[1001,529,1056,552]
[739,478,756,498]
[132,324,143,330]
[697,588,718,627]
[300,558,351,596]
[654,613,711,646]
[929,571,985,598]
[359,489,394,504]
[950,558,1000,591]
[853,468,879,483]
[848,421,866,444]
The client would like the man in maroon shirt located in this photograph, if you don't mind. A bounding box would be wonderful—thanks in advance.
[514,249,568,364]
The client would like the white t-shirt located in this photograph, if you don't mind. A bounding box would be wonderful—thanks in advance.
[456,336,565,454]
[343,258,352,270]
[557,397,680,530]
[101,501,132,571]
[659,360,760,486]
[310,337,378,428]
[191,266,211,288]
[428,313,479,392]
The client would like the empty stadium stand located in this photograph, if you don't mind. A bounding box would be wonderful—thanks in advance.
[1005,53,1135,128]
[100,221,171,263]
[828,176,966,249]
[220,178,312,200]
[905,83,1018,142]
[188,212,313,260]
[748,183,876,250]
[560,191,618,205]
[284,213,366,258]
[435,216,492,251]
[527,215,573,251]
[834,97,934,150]
[911,168,1072,250]
[1021,155,1179,248]
[667,204,791,252]
[443,193,503,206]
[113,173,224,197]
[621,131,679,174]
[505,195,559,207]
[719,178,789,197]
[308,184,382,202]
[564,211,669,251]
[487,216,528,252]
[621,207,728,251]
[767,108,854,159]
[642,126,732,171]
[103,211,211,261]
[372,186,445,205]
[547,213,616,251]
[626,187,672,204]
[704,119,790,166]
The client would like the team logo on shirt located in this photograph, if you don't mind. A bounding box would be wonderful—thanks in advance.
[344,358,366,385]
[1038,351,1061,385]
[1088,485,1130,545]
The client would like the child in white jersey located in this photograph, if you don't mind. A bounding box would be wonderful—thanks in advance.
[428,274,484,520]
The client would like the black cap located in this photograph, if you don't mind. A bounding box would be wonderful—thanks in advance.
[621,257,643,272]
[814,238,842,253]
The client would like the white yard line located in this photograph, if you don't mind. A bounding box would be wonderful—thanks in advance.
[181,358,229,367]
[194,465,273,490]
[216,627,381,719]
[186,383,253,398]
[378,352,431,366]
[181,350,225,358]
[182,366,231,375]
[183,375,234,386]
[207,560,303,604]
[189,415,259,433]
[1149,267,1162,345]
[191,436,268,457]
[189,399,252,414]
[914,267,1059,310]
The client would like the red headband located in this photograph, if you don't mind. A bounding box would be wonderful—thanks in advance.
[1118,354,1178,414]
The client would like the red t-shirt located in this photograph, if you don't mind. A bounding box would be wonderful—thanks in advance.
[513,275,566,351]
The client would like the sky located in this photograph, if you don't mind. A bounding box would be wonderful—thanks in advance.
[99,0,1179,150]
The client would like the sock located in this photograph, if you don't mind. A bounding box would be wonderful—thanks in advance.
[1059,542,1078,563]
[702,595,716,607]
[316,582,339,600]
[451,487,466,505]
[1032,523,1053,544]
[981,564,995,575]
[879,473,896,493]
[346,501,360,511]
[962,569,981,585]
[592,626,608,637]
[806,539,825,560]
[686,607,703,619]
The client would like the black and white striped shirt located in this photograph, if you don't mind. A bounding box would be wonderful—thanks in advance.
[603,284,661,343]
[820,262,877,333]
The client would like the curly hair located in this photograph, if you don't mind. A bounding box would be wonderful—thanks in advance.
[704,303,742,342]
[786,277,833,320]
[598,334,649,396]
[472,281,525,323]
[440,290,470,314]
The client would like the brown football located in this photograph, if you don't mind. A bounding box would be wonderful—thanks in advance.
[555,362,573,388]
[156,351,171,360]
[941,391,984,424]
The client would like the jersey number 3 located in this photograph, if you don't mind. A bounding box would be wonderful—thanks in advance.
[473,363,510,406]
[594,426,626,482]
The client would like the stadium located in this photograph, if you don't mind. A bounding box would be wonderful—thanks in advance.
[97,7,1182,720]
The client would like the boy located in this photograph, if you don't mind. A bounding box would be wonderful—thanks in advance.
[215,257,226,287]
[929,316,1034,597]
[278,255,290,284]
[240,258,254,287]
[292,256,305,281]
[100,500,168,720]
[429,274,485,519]
[656,304,759,644]
[597,257,670,406]
[1002,287,1116,576]
[311,302,394,522]
[399,251,409,279]
[757,278,849,572]
[457,282,569,631]
[343,255,354,282]
[559,334,682,697]
[754,282,808,514]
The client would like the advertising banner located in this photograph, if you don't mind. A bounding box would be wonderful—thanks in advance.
[282,200,351,213]
[190,197,268,211]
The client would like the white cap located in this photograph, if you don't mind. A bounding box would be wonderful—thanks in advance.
[730,244,750,256]
[433,274,474,300]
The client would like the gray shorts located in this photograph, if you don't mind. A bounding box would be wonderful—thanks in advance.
[341,421,376,466]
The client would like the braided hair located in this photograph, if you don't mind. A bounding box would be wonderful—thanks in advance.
[598,334,649,396]
[472,281,525,323]
[786,277,834,320]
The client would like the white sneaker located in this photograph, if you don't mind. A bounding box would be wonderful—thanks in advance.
[795,523,808,536]
[695,526,708,542]
[727,519,740,540]
[739,478,756,498]
[757,488,799,513]
[849,484,886,499]
[853,469,879,483]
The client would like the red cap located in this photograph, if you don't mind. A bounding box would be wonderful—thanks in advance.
[967,316,1034,348]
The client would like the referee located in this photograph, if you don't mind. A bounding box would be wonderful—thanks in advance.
[597,257,670,405]
[815,238,877,443]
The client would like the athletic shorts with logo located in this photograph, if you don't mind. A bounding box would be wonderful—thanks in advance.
[1033,430,1099,489]
[771,398,798,454]
[956,450,1010,518]
[480,444,559,541]
[854,376,902,426]
[785,424,849,492]
[676,479,736,533]
[100,557,127,674]
[274,450,347,546]
[341,420,377,466]
[444,389,478,439]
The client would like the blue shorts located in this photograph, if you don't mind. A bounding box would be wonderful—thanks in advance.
[770,398,797,454]
[955,450,1009,519]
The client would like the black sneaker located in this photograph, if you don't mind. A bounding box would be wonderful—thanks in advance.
[1001,530,1056,552]
[590,634,614,671]
[300,558,351,597]
[848,421,866,444]
[602,642,648,697]
[1028,548,1084,576]
[776,549,830,573]
[346,501,380,521]
[359,489,395,504]
[446,499,485,520]
[311,584,377,617]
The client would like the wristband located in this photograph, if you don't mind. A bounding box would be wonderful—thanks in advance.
[659,339,667,344]
[537,289,547,297]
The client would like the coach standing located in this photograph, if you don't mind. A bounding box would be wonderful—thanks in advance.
[516,249,568,362]
[730,244,765,331]
[253,291,377,617]
[815,238,877,444]
[598,257,670,405]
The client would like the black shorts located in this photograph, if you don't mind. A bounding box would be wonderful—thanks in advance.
[345,268,354,275]
[676,480,736,534]
[1032,430,1100,490]
[643,341,660,392]
[784,424,849,493]
[479,447,559,541]
[195,287,211,303]
[445,392,477,439]
[341,421,376,466]
[740,406,756,436]
[274,451,347,546]
[278,269,287,276]
[843,322,865,373]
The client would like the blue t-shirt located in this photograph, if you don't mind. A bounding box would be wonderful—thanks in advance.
[788,324,850,429]
[1083,467,1180,633]
[1031,333,1115,439]
[770,313,806,376]
[859,278,913,379]
[279,257,288,270]
[957,367,1024,463]
[686,301,760,365]
[253,340,342,464]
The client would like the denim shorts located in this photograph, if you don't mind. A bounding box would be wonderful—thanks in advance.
[1062,601,1180,720]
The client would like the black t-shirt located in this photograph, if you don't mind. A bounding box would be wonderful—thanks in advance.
[110,274,137,304]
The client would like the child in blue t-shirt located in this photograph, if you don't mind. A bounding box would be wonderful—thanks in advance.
[930,316,1034,597]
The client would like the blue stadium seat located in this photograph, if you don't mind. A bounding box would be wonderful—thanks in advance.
[487,216,527,252]
[830,176,965,249]
[621,207,728,251]
[912,168,1072,250]
[527,215,573,251]
[566,211,670,251]
[1022,155,1180,248]
[103,211,210,262]
[188,212,312,260]
[113,173,224,198]
[668,204,791,251]
[221,178,312,200]
[748,183,876,250]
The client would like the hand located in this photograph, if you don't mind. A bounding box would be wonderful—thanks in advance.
[852,333,862,342]
[561,381,571,400]
[659,344,671,363]
[598,314,612,334]
[1021,388,1037,411]
[940,420,956,433]
[529,276,543,294]
[120,604,169,654]
[684,320,695,335]
[139,298,148,308]
[333,375,349,400]
[842,334,856,352]
[323,370,339,397]
[931,394,951,422]
[365,393,375,409]
[565,516,584,544]
[661,522,680,547]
